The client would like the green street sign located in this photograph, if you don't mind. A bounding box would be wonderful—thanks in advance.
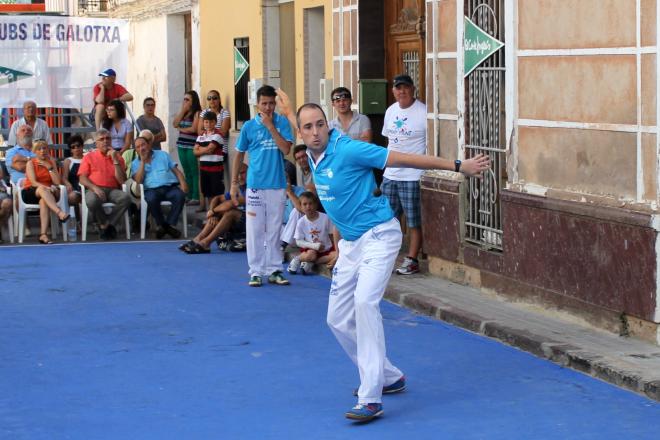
[0,66,32,86]
[234,47,249,85]
[463,17,504,77]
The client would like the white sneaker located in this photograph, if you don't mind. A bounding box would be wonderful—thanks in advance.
[300,261,313,275]
[395,257,420,275]
[287,256,301,274]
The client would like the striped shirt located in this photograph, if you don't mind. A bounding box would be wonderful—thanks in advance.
[200,107,231,151]
[196,132,224,172]
[176,117,197,149]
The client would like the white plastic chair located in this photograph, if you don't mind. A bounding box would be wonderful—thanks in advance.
[139,184,187,239]
[80,184,131,241]
[14,178,68,243]
[1,182,14,243]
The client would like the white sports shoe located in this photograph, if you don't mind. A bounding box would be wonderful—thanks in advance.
[300,261,313,275]
[287,256,301,274]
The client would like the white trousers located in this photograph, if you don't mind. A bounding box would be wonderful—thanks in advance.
[327,218,404,404]
[246,188,286,277]
[280,208,302,245]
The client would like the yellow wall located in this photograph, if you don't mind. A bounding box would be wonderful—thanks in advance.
[199,0,264,119]
[294,0,334,110]
[199,0,334,124]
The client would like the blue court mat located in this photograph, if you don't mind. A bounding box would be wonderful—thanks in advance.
[1,242,659,439]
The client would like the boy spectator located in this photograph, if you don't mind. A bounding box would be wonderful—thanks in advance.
[287,191,336,274]
[194,112,226,203]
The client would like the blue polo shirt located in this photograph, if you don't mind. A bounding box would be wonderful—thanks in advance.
[130,150,179,189]
[309,129,394,241]
[235,113,292,189]
[5,145,35,183]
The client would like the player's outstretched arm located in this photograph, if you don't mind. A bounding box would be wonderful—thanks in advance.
[386,152,490,177]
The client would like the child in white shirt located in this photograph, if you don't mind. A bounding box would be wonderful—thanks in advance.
[287,191,336,275]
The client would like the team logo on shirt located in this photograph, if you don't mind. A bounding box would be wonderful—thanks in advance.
[317,168,334,179]
[387,116,413,142]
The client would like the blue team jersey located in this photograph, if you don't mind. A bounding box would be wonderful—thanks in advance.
[309,129,394,241]
[235,113,293,189]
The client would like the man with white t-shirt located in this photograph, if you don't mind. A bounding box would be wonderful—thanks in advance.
[381,74,427,275]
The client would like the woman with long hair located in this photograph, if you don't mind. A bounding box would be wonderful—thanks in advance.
[173,90,202,204]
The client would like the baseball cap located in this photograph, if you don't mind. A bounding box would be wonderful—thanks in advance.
[99,68,117,77]
[393,74,414,87]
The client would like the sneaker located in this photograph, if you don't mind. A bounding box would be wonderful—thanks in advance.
[345,403,383,422]
[227,239,246,252]
[287,256,301,274]
[395,257,419,275]
[248,275,262,287]
[353,376,406,396]
[300,261,313,275]
[268,271,290,285]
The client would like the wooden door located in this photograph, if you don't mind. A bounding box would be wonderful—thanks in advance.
[385,0,425,104]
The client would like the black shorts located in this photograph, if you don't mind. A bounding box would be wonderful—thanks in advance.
[200,170,225,197]
[21,187,40,204]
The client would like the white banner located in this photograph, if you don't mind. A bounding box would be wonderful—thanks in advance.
[0,16,128,109]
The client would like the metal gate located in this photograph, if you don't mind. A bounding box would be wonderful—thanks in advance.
[464,0,506,251]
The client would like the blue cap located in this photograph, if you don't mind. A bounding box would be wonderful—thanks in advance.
[99,68,116,77]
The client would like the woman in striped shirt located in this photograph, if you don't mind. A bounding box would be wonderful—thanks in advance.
[173,90,202,204]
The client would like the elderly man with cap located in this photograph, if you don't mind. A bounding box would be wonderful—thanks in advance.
[381,74,428,275]
[7,100,51,146]
[93,68,133,130]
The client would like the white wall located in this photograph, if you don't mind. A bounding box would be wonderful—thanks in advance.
[125,14,186,159]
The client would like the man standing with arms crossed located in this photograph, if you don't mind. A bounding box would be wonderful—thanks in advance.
[382,74,427,275]
[230,85,293,287]
[294,102,490,422]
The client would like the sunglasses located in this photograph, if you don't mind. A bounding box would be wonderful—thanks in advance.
[207,96,219,100]
[331,94,350,102]
[70,143,83,148]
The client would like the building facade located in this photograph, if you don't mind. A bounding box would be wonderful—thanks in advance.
[46,0,200,157]
[336,0,660,344]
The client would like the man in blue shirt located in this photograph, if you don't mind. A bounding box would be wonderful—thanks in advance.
[131,134,188,239]
[5,124,36,183]
[295,103,490,422]
[230,85,293,287]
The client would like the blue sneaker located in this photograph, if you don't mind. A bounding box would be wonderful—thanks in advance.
[345,403,383,421]
[353,376,406,396]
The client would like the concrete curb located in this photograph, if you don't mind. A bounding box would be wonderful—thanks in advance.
[384,283,660,402]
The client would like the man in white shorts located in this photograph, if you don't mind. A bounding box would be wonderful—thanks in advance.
[295,103,490,422]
